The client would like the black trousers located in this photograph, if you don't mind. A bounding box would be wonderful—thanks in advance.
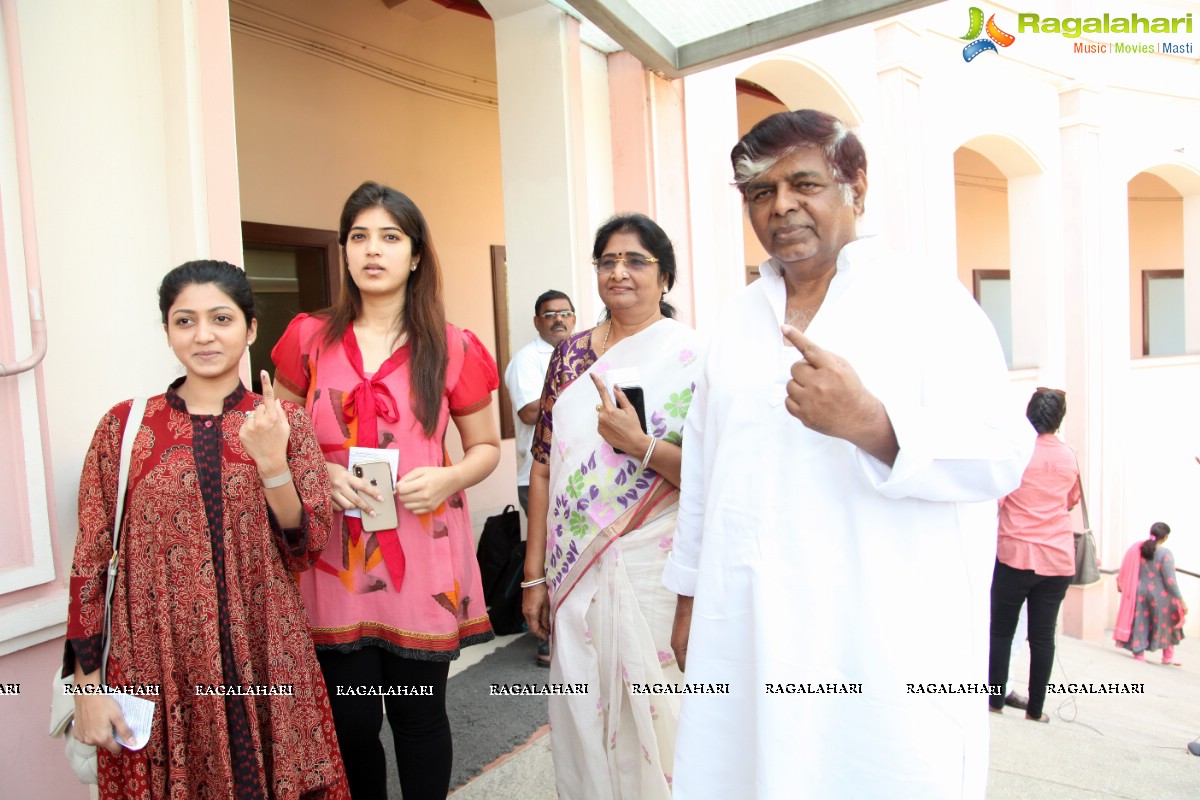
[318,647,452,800]
[988,560,1071,719]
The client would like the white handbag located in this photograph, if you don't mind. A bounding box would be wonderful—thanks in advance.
[49,398,146,784]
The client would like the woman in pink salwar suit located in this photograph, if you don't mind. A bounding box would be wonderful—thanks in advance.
[1114,522,1188,665]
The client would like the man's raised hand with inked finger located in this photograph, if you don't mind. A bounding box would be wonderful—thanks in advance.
[781,323,898,466]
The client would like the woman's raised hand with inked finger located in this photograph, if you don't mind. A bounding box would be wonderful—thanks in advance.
[239,370,292,478]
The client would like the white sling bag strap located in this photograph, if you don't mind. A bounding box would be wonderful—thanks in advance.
[98,397,146,685]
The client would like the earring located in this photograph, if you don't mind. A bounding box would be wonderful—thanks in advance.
[410,262,418,272]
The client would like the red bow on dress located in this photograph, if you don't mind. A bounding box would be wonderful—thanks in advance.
[341,327,410,591]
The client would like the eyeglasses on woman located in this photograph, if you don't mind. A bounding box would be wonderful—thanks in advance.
[592,253,660,274]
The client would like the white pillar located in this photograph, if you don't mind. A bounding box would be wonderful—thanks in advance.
[873,21,928,263]
[1184,195,1200,353]
[481,0,609,347]
[607,51,694,324]
[1059,83,1126,569]
[1007,173,1056,373]
[681,65,742,330]
[156,0,243,264]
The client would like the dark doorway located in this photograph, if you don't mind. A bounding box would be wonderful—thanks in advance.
[242,222,339,393]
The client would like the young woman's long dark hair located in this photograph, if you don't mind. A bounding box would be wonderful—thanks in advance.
[321,181,447,437]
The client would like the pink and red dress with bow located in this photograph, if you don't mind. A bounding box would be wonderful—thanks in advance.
[272,314,496,660]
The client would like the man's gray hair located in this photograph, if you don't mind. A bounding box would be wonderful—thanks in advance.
[730,111,866,207]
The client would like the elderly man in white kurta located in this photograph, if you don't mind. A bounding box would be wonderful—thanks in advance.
[664,110,1035,799]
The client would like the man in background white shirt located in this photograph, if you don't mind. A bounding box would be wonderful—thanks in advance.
[505,290,574,668]
[505,290,576,513]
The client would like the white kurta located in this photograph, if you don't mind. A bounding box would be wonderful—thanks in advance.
[663,237,1035,800]
[504,335,555,486]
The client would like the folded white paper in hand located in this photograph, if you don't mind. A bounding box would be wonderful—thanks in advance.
[111,693,155,751]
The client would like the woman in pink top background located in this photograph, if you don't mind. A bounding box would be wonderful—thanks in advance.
[988,388,1080,722]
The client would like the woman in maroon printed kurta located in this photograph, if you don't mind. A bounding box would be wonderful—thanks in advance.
[65,261,349,799]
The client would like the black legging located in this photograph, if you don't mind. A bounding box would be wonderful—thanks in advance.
[318,647,452,800]
[988,560,1071,719]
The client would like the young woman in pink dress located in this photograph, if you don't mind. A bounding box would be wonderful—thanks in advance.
[272,182,500,799]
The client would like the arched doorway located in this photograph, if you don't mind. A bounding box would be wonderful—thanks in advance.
[1125,167,1200,357]
[952,135,1044,370]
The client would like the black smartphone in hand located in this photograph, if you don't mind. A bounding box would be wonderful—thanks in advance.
[614,384,647,455]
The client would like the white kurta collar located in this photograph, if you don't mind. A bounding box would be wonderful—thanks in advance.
[756,235,878,326]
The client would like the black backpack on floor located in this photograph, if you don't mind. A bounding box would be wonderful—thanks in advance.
[476,505,527,635]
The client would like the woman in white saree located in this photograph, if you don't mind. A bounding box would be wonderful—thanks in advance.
[522,214,701,799]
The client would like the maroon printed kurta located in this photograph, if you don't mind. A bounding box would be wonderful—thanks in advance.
[65,381,349,799]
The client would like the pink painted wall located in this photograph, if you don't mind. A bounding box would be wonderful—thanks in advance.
[0,7,78,796]
[0,1,245,795]
[606,51,695,321]
[0,640,89,798]
[609,52,654,218]
[0,0,61,612]
[0,269,34,576]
